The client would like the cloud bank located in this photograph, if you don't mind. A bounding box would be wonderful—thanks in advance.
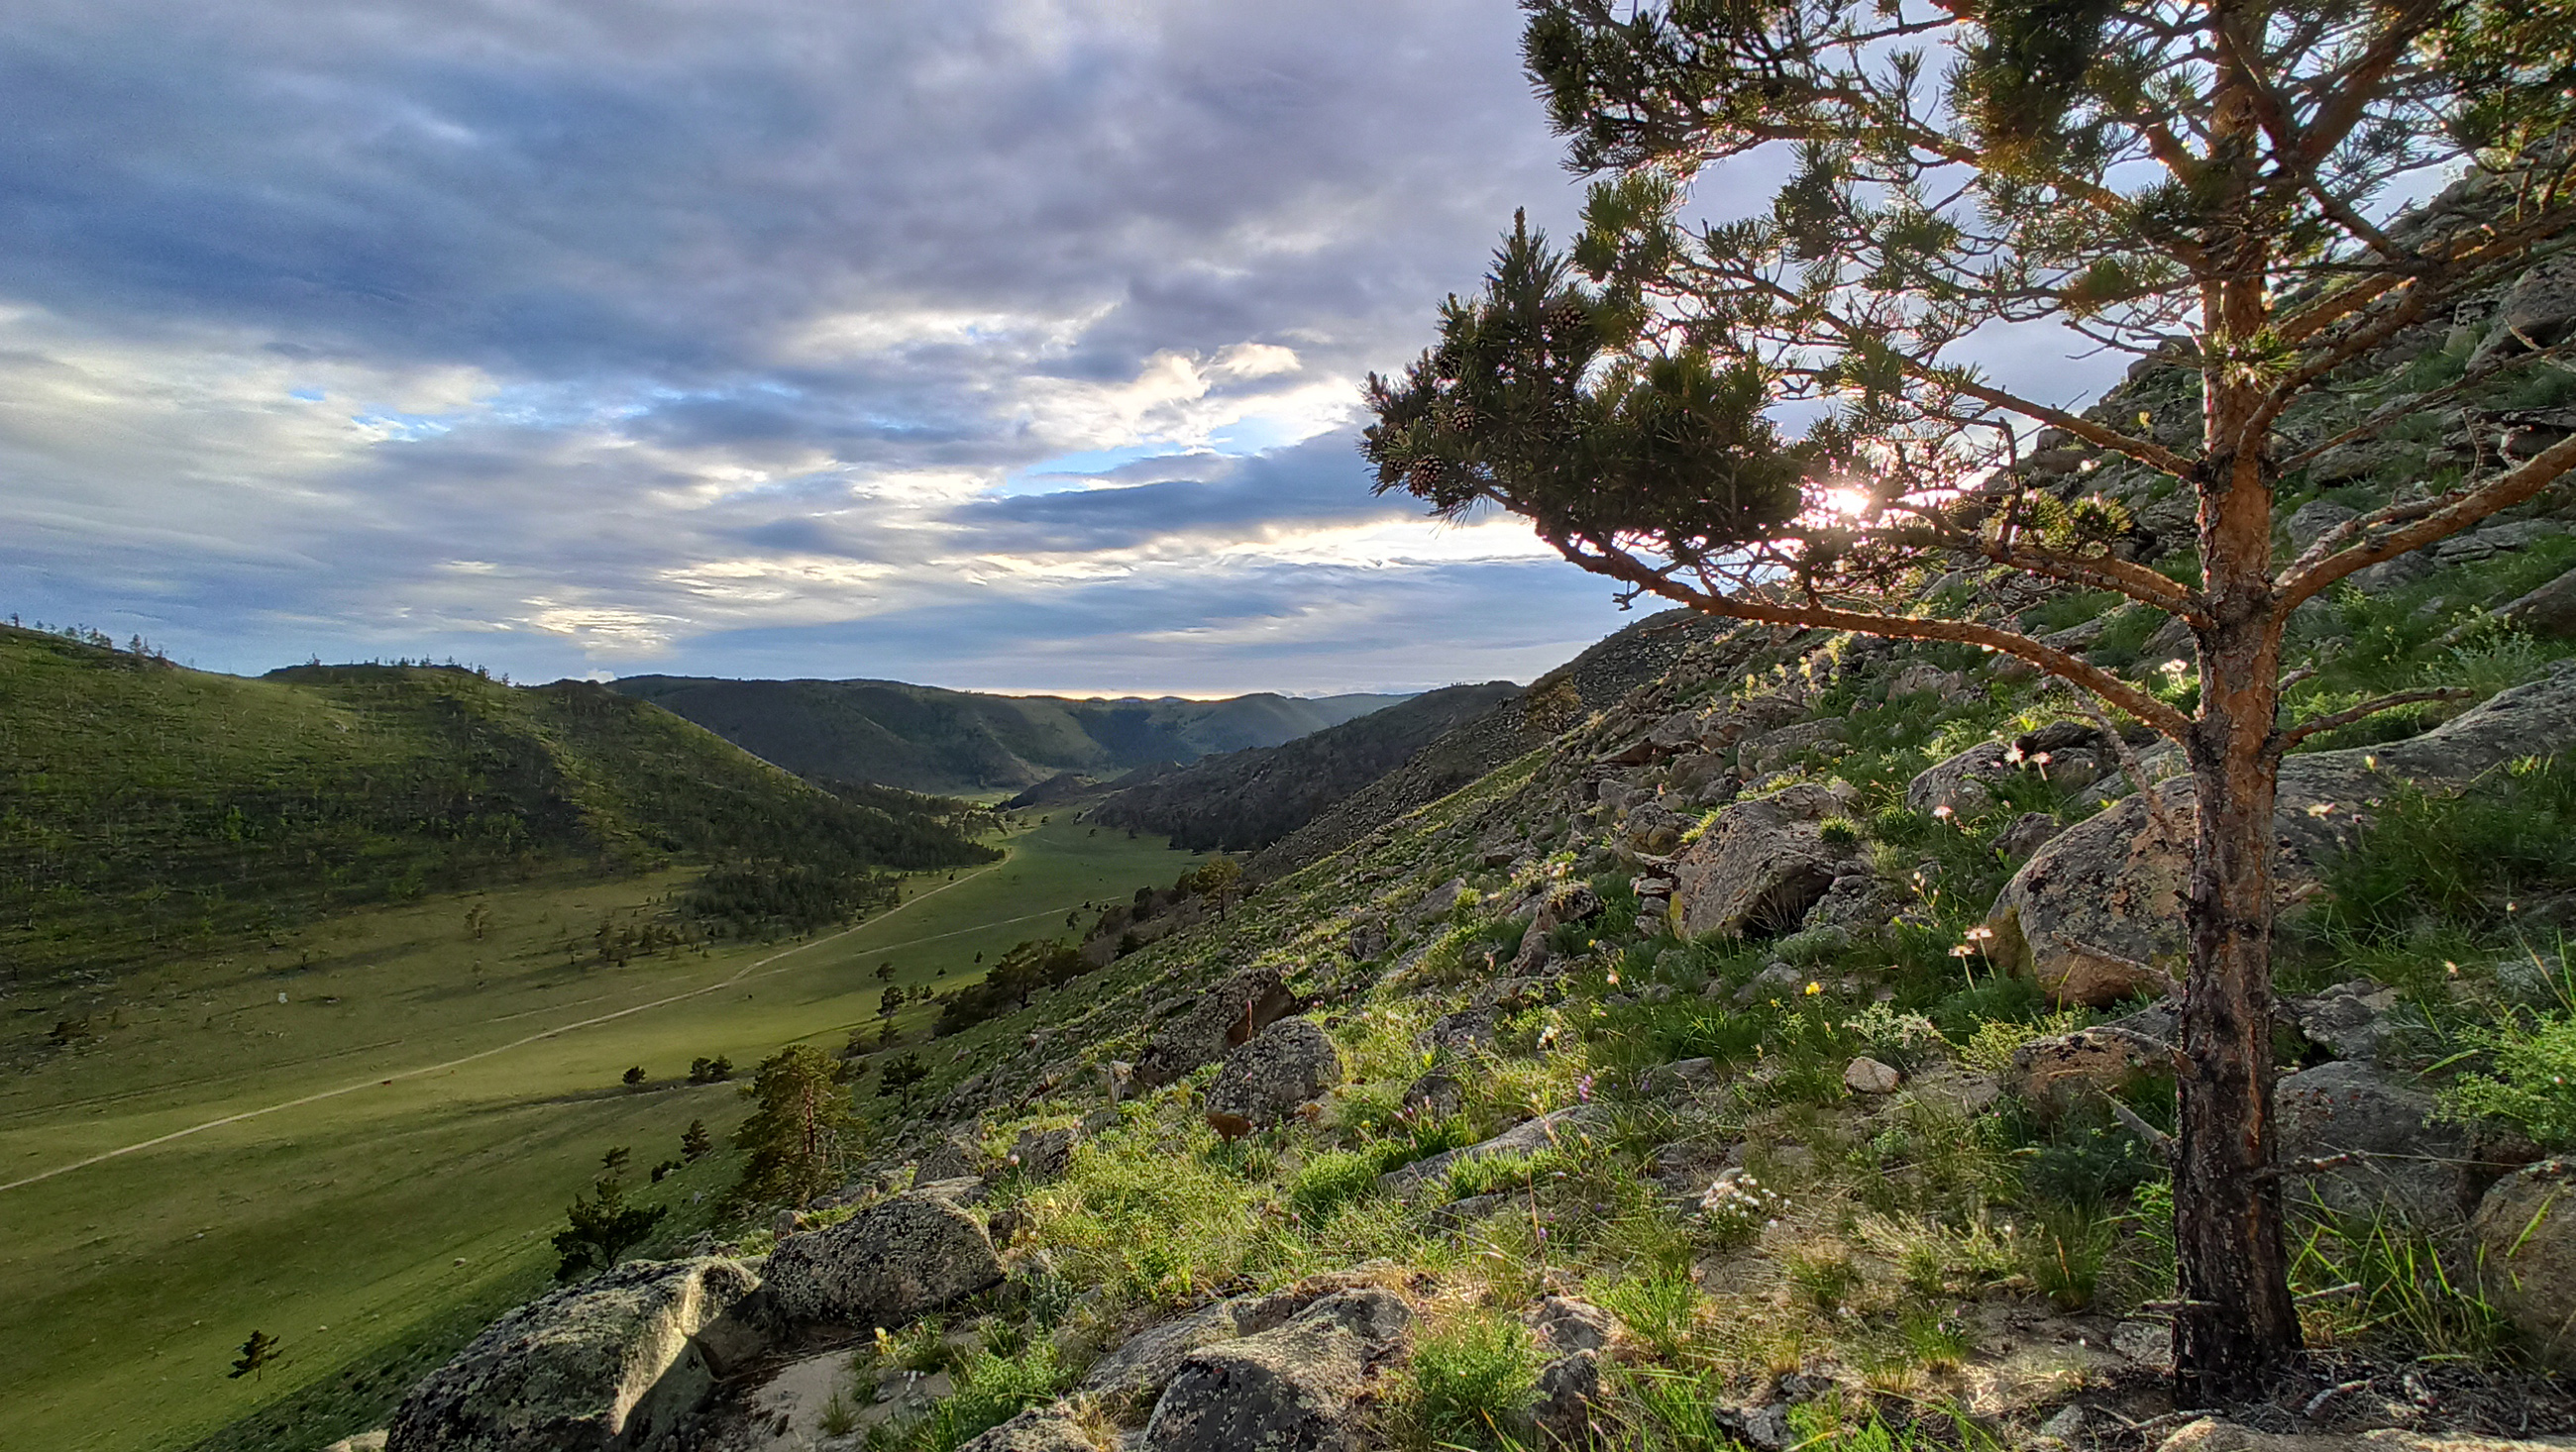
[0,0,2124,693]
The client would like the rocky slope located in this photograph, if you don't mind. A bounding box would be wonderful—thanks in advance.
[318,186,2576,1452]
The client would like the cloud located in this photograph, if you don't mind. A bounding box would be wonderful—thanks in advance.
[0,0,2123,691]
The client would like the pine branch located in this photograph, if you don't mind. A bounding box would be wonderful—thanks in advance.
[2277,687,2477,749]
[2279,431,2576,607]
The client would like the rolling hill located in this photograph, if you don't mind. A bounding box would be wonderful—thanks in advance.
[605,675,1409,794]
[1080,680,1526,851]
[0,629,997,985]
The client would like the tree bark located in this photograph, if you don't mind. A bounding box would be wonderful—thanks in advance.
[2171,68,2305,1388]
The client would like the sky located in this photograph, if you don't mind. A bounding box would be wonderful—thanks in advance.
[0,0,2129,695]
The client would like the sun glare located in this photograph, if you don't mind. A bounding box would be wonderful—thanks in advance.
[1820,485,1872,519]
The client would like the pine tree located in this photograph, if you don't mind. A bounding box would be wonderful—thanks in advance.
[552,1171,666,1280]
[681,1118,712,1162]
[726,1044,860,1211]
[1371,0,2576,1398]
[228,1329,281,1381]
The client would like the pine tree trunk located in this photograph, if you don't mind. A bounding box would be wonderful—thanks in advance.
[2171,166,2304,1391]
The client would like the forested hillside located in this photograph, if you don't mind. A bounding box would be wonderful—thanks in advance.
[0,634,997,984]
[1082,681,1524,851]
[607,676,1407,794]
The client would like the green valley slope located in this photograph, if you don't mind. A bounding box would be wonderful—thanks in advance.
[0,632,996,985]
[607,675,1408,794]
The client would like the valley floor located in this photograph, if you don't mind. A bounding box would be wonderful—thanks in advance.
[0,813,1196,1452]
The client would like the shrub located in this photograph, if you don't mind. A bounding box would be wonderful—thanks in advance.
[870,1342,1066,1452]
[1387,1313,1540,1452]
[1287,1149,1382,1222]
[2440,998,2576,1150]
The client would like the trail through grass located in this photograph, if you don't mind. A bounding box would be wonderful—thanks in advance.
[0,810,1188,1452]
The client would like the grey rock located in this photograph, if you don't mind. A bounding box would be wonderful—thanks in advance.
[384,1257,763,1452]
[1740,718,1845,776]
[1401,1070,1464,1122]
[1008,1125,1080,1183]
[1424,1006,1499,1057]
[2434,518,2557,566]
[1531,1350,1603,1445]
[2503,565,2576,639]
[1996,812,2064,860]
[1429,1193,1514,1230]
[2352,549,2436,592]
[1204,1017,1342,1136]
[1081,1299,1246,1404]
[1733,960,1804,1006]
[760,1189,1004,1329]
[2473,1159,2576,1371]
[1907,742,2013,818]
[1378,1105,1608,1194]
[2040,1404,2089,1441]
[952,1407,1096,1451]
[2289,979,2404,1064]
[1638,1057,1721,1101]
[1531,1296,1614,1355]
[1996,666,2576,1004]
[2284,499,2360,555]
[1670,782,1860,939]
[1140,1291,1412,1452]
[917,1132,991,1186]
[2275,1060,2472,1226]
[1134,966,1298,1089]
[1843,1056,1902,1094]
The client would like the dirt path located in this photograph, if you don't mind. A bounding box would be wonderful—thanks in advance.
[0,856,1022,1195]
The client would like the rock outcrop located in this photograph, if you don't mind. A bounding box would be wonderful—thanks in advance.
[758,1187,1003,1331]
[2474,1158,2576,1370]
[1993,666,2576,1002]
[385,1257,763,1452]
[1140,1289,1413,1452]
[1204,1017,1342,1137]
[1134,965,1299,1089]
[1669,782,1862,939]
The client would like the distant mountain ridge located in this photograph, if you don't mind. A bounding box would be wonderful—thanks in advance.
[1081,608,1733,870]
[1083,682,1527,852]
[607,676,1411,794]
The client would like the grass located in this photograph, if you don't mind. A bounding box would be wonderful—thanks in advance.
[1386,1312,1542,1452]
[0,810,1197,1452]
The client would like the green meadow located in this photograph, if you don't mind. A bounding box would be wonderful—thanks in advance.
[0,810,1191,1452]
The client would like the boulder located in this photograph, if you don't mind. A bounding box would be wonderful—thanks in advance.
[1081,1297,1247,1405]
[1740,718,1844,776]
[1411,878,1469,925]
[1531,1350,1604,1446]
[1993,666,2576,1004]
[954,1406,1099,1452]
[1669,782,1862,939]
[1008,1125,1081,1182]
[1204,1017,1342,1137]
[2289,979,2404,1065]
[384,1257,763,1452]
[1531,1296,1614,1355]
[2472,1158,2576,1370]
[2284,499,2360,555]
[2274,1060,2472,1226]
[1378,1105,1606,1194]
[1907,743,2013,818]
[916,1132,992,1186]
[759,1189,1004,1330]
[1843,1057,1902,1095]
[1134,966,1299,1089]
[1140,1290,1413,1452]
[2009,1028,2170,1116]
[2502,564,2576,639]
